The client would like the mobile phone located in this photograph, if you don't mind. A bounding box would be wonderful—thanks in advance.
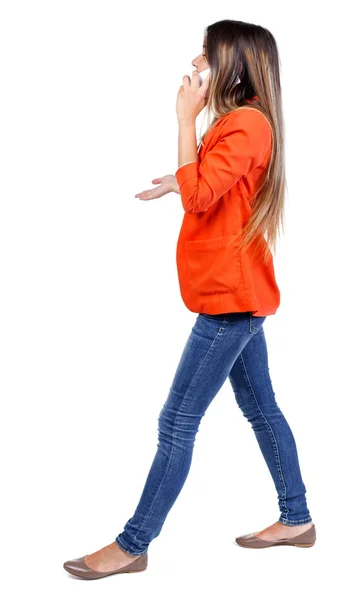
[199,67,210,83]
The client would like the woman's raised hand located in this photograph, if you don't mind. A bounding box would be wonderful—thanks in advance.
[135,174,180,201]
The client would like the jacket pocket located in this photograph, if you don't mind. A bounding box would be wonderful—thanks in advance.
[184,233,243,296]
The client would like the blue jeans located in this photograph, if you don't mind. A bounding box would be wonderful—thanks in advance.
[115,311,312,556]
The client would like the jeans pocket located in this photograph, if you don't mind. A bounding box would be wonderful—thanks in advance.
[249,312,266,334]
[184,234,242,296]
[200,312,227,324]
[197,312,228,337]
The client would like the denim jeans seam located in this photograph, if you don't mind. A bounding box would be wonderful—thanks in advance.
[115,536,147,556]
[218,315,228,334]
[179,315,228,412]
[239,351,289,521]
[279,516,312,525]
[128,319,227,550]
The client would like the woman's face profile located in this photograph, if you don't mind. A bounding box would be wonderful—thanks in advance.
[191,39,209,72]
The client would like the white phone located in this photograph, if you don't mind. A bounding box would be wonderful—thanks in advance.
[199,67,210,82]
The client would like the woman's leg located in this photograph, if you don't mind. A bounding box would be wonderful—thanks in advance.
[228,317,312,526]
[115,311,260,556]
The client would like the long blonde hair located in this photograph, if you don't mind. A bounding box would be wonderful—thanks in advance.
[199,19,287,263]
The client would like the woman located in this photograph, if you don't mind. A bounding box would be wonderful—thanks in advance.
[63,19,316,580]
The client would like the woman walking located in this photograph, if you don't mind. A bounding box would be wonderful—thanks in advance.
[63,19,316,579]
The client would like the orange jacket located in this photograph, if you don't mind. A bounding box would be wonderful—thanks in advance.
[175,100,280,317]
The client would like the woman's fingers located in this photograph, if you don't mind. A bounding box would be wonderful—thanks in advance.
[135,185,168,200]
[135,175,174,200]
[135,190,155,199]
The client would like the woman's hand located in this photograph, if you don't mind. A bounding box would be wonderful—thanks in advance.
[176,70,210,123]
[135,174,180,201]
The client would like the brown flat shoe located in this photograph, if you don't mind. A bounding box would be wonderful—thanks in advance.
[63,552,148,579]
[235,523,316,549]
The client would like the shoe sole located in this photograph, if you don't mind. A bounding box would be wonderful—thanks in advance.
[235,540,315,549]
[63,566,147,578]
[124,569,147,573]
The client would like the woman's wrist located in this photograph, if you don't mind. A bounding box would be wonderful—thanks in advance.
[172,176,180,194]
[178,120,198,169]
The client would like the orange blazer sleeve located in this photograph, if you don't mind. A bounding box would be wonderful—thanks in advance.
[175,109,272,214]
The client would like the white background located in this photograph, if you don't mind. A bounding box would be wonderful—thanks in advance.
[1,1,355,598]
